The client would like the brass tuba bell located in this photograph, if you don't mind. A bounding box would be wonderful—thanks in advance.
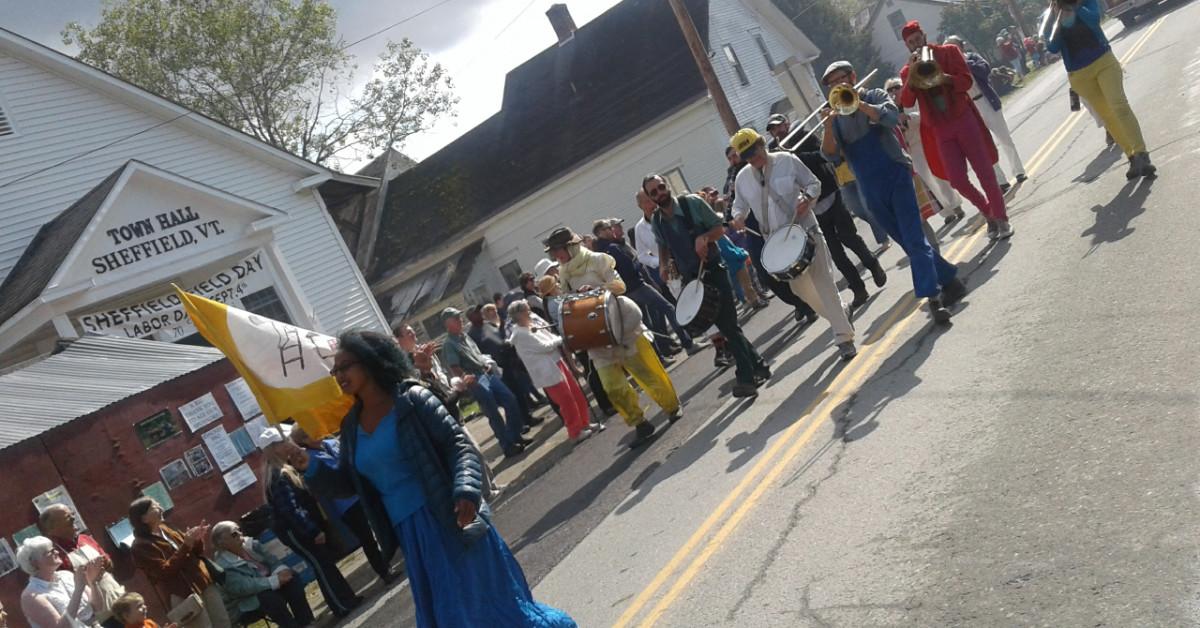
[828,83,860,116]
[910,46,945,90]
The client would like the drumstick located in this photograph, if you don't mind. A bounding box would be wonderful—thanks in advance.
[743,227,764,238]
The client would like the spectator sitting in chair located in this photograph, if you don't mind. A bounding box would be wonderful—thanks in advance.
[210,522,313,628]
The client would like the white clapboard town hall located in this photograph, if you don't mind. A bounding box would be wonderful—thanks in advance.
[0,27,389,369]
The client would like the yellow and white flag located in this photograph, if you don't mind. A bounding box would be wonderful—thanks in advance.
[175,286,352,437]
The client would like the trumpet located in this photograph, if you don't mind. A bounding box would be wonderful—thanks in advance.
[779,67,878,150]
[828,84,860,116]
[910,46,944,90]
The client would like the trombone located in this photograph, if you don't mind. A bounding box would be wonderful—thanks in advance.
[780,68,878,150]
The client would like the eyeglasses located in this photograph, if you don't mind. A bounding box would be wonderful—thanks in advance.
[232,530,243,538]
[330,361,359,376]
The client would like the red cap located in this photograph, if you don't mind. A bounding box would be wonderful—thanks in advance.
[901,20,923,40]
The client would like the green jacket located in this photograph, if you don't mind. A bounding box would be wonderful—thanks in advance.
[212,539,288,616]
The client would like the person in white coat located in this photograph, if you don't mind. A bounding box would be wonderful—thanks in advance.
[507,299,604,442]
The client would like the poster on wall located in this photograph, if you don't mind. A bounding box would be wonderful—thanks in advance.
[244,416,272,449]
[141,481,174,511]
[0,537,16,577]
[201,427,242,472]
[105,519,134,549]
[13,524,40,547]
[159,459,193,491]
[179,392,223,432]
[225,378,263,420]
[229,427,256,457]
[184,446,214,477]
[134,410,182,450]
[33,485,87,533]
[222,464,257,495]
[75,249,272,341]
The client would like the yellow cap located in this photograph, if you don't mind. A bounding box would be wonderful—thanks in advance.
[729,128,763,158]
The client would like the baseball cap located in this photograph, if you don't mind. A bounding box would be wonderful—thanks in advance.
[766,113,788,130]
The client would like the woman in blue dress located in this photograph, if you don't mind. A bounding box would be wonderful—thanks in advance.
[324,330,575,628]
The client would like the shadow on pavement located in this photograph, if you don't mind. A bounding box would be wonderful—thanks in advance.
[724,353,847,473]
[1081,177,1155,256]
[833,323,948,443]
[958,238,1012,298]
[1073,146,1124,183]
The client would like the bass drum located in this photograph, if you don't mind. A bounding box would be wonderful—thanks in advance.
[761,224,816,282]
[557,289,630,352]
[675,279,720,337]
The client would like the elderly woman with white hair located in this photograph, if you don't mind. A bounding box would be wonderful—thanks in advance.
[507,299,604,442]
[210,521,313,627]
[17,535,103,628]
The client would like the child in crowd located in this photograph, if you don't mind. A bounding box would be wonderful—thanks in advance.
[109,592,176,628]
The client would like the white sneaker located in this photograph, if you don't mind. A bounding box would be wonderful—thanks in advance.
[590,422,607,432]
[573,428,594,443]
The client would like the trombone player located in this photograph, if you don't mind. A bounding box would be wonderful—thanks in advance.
[820,60,966,324]
[898,20,1014,241]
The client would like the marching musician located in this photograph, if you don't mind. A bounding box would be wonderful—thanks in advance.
[1042,0,1155,179]
[898,20,1015,241]
[944,35,1028,191]
[763,114,888,310]
[820,60,967,324]
[544,227,682,447]
[727,129,858,362]
[642,174,769,399]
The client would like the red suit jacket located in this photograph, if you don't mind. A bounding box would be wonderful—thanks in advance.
[899,43,998,180]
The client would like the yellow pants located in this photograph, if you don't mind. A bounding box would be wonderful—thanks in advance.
[596,335,681,426]
[1068,51,1146,157]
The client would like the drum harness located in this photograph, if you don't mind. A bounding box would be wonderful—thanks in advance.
[753,161,819,240]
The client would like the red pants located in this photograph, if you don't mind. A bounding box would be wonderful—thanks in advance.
[934,112,1008,221]
[544,361,591,438]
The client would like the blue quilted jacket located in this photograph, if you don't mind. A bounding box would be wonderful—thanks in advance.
[335,381,486,560]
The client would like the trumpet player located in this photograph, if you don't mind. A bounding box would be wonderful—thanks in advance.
[820,60,966,324]
[898,20,1014,241]
[945,35,1028,188]
[1042,0,1155,179]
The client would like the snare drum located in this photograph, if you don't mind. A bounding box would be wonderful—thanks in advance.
[557,290,620,352]
[761,224,816,282]
[675,279,720,337]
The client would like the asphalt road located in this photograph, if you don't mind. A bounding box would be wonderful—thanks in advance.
[355,3,1200,626]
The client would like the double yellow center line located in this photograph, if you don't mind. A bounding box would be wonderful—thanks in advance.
[612,16,1167,628]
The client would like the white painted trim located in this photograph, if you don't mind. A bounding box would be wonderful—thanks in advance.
[370,95,712,294]
[46,160,288,290]
[307,188,389,330]
[263,241,318,330]
[0,27,330,177]
[51,315,78,339]
[0,301,47,355]
[294,173,331,192]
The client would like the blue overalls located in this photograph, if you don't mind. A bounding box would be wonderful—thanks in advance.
[839,123,957,299]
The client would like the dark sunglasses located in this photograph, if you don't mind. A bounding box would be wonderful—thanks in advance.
[648,183,668,194]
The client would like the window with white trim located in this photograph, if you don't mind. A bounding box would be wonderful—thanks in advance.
[753,34,776,69]
[722,45,750,86]
[662,168,690,195]
[0,101,14,138]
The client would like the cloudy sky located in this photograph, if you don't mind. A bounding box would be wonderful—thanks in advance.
[1,0,623,169]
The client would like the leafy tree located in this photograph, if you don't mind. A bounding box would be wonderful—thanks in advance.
[63,0,456,165]
[938,0,1051,63]
[773,0,896,86]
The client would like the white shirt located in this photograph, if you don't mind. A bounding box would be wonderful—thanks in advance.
[633,217,660,269]
[24,571,95,628]
[731,152,821,237]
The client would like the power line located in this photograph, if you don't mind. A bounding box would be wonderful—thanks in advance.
[0,111,191,190]
[340,0,458,51]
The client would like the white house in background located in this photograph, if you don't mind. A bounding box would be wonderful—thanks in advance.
[860,0,961,72]
[0,27,389,369]
[361,0,825,339]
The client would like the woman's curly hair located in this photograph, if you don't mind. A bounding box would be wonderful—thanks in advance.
[336,329,417,392]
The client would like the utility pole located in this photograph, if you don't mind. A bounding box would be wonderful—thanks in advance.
[356,143,393,274]
[1001,0,1033,39]
[667,0,740,134]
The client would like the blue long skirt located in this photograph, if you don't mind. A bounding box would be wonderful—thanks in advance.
[397,505,576,628]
